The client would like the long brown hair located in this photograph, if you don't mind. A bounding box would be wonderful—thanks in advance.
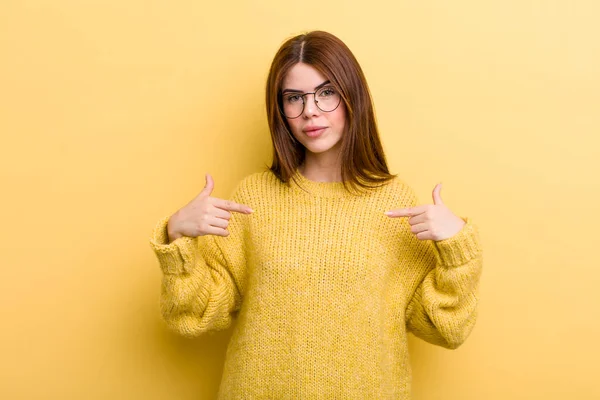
[266,30,395,193]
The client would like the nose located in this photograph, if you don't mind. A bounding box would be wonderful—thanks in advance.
[302,93,320,118]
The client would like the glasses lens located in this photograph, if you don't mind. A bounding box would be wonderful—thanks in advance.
[315,87,341,112]
[282,93,304,118]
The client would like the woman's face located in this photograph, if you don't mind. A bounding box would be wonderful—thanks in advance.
[282,63,346,158]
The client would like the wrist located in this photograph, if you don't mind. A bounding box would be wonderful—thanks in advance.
[167,213,183,243]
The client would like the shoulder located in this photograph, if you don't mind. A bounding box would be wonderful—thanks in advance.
[234,170,279,192]
[230,169,281,201]
[371,175,419,207]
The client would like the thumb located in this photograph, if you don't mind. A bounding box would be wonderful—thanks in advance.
[199,173,215,197]
[432,183,444,205]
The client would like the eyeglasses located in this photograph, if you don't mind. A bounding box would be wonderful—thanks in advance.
[280,86,342,119]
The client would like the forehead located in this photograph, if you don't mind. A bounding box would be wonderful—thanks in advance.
[282,63,328,91]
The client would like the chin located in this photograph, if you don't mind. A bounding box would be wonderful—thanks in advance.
[300,136,342,155]
[303,142,337,155]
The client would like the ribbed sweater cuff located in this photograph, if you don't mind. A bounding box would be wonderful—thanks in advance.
[433,218,482,268]
[149,215,197,275]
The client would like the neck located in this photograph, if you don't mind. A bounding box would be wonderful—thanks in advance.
[300,150,342,182]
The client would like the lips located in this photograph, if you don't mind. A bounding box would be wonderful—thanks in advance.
[303,126,327,138]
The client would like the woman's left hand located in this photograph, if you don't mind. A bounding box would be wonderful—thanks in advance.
[385,183,466,241]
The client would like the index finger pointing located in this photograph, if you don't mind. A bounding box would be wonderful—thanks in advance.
[213,198,253,214]
[385,208,413,218]
[385,205,428,218]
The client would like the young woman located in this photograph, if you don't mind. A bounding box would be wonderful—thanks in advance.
[150,31,483,399]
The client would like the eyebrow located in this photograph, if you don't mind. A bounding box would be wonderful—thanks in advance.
[282,80,331,94]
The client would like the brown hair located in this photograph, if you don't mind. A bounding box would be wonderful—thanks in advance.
[265,30,395,193]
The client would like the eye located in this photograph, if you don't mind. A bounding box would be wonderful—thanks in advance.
[319,88,336,97]
[286,94,302,103]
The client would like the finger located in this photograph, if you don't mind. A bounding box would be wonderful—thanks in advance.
[409,222,428,235]
[199,173,215,197]
[202,226,230,237]
[208,216,229,229]
[212,207,232,220]
[385,205,429,218]
[432,183,444,206]
[385,208,413,218]
[213,198,253,214]
[416,231,433,241]
[408,213,427,225]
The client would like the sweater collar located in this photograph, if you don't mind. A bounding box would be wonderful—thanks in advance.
[290,168,355,198]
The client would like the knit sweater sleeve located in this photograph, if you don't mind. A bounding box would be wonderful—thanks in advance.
[403,188,483,350]
[148,182,250,338]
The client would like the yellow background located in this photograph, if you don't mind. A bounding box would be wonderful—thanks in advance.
[1,0,599,398]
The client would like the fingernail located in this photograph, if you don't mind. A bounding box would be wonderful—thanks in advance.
[384,211,392,216]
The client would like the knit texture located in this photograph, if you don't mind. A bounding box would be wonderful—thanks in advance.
[149,169,483,399]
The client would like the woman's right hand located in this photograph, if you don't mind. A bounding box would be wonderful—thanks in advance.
[167,174,253,242]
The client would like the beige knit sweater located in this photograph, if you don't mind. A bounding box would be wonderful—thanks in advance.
[150,169,483,399]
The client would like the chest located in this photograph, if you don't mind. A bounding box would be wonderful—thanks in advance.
[246,197,400,282]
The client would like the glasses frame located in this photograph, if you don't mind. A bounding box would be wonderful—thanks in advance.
[279,86,342,119]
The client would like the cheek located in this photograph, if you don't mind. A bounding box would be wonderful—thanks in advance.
[286,118,303,135]
[331,105,347,132]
